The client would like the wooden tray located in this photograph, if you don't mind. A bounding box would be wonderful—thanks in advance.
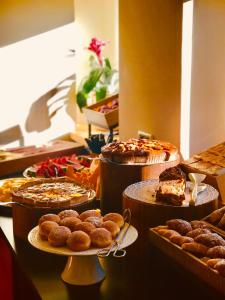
[149,225,225,295]
[83,94,118,129]
[0,140,84,177]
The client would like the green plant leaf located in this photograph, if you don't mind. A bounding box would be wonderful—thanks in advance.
[96,86,107,101]
[83,68,103,94]
[104,57,112,69]
[76,91,87,112]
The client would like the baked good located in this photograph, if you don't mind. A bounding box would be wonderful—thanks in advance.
[170,235,194,246]
[48,226,71,247]
[194,233,225,247]
[206,258,223,268]
[101,221,120,238]
[58,210,79,220]
[103,213,124,228]
[59,217,81,232]
[101,139,178,164]
[74,222,96,235]
[166,219,192,235]
[85,216,103,228]
[208,207,225,224]
[12,178,89,207]
[156,167,186,206]
[90,228,112,248]
[218,214,225,229]
[38,214,60,225]
[214,260,225,277]
[39,221,59,240]
[67,231,91,251]
[207,246,225,258]
[190,220,209,229]
[157,229,181,239]
[79,209,101,221]
[186,228,211,239]
[181,242,208,256]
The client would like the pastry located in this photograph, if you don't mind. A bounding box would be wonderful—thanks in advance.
[101,139,178,164]
[166,219,192,235]
[90,228,112,248]
[79,209,101,221]
[214,260,225,277]
[85,216,103,228]
[58,210,79,220]
[156,167,186,206]
[74,222,96,235]
[181,242,208,256]
[190,220,209,229]
[48,226,71,247]
[103,213,124,228]
[206,258,223,268]
[207,246,225,258]
[101,221,120,238]
[38,213,60,225]
[186,228,211,239]
[194,233,225,247]
[67,231,91,251]
[218,214,225,229]
[170,235,194,246]
[157,229,181,239]
[39,221,59,240]
[59,217,81,232]
[208,207,225,224]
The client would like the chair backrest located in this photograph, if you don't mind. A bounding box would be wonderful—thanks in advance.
[0,125,24,147]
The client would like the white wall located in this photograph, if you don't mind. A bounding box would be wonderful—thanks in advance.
[190,0,225,154]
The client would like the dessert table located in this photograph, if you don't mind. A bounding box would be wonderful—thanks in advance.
[0,212,224,300]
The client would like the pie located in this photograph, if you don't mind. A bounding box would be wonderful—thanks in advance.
[12,178,90,207]
[101,139,178,164]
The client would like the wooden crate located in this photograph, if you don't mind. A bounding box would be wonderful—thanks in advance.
[149,225,225,296]
[83,94,118,129]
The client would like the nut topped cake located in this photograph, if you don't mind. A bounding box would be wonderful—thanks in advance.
[101,139,178,164]
[156,166,186,206]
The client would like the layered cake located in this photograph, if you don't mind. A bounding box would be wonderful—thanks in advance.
[12,178,90,207]
[156,166,186,206]
[101,139,178,164]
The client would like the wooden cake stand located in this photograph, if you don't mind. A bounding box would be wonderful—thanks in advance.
[28,224,138,286]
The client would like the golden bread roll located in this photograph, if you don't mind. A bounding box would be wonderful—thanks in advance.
[48,226,71,247]
[67,231,91,251]
[186,228,211,239]
[214,260,225,277]
[194,233,225,247]
[181,242,208,256]
[206,258,223,268]
[101,221,120,238]
[103,213,124,228]
[79,209,101,221]
[157,229,180,239]
[85,216,103,228]
[207,246,225,258]
[59,217,81,232]
[170,235,194,246]
[90,228,112,248]
[218,214,225,229]
[190,220,209,229]
[74,222,96,235]
[39,221,59,240]
[58,209,79,220]
[166,219,192,235]
[38,214,60,225]
[208,207,225,224]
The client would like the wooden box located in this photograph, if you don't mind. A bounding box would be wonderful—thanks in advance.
[83,94,118,129]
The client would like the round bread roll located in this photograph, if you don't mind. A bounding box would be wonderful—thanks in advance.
[67,231,91,251]
[90,228,112,248]
[103,213,124,228]
[101,221,120,238]
[38,214,60,225]
[39,221,59,240]
[79,209,101,221]
[74,222,96,235]
[48,226,71,247]
[59,217,81,232]
[85,216,102,228]
[58,209,79,220]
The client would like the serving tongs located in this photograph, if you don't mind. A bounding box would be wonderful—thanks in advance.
[188,173,206,206]
[97,208,131,258]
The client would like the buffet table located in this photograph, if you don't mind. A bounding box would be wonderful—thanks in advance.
[0,213,224,300]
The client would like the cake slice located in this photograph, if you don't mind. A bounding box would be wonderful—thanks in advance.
[156,166,186,206]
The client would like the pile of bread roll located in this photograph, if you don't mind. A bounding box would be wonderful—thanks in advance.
[38,209,124,251]
[155,218,225,277]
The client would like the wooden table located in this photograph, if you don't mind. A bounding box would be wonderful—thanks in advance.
[0,211,224,300]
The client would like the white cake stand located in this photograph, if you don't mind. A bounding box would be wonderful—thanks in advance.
[28,224,138,286]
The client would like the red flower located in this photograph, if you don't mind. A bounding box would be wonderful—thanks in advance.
[88,37,106,65]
